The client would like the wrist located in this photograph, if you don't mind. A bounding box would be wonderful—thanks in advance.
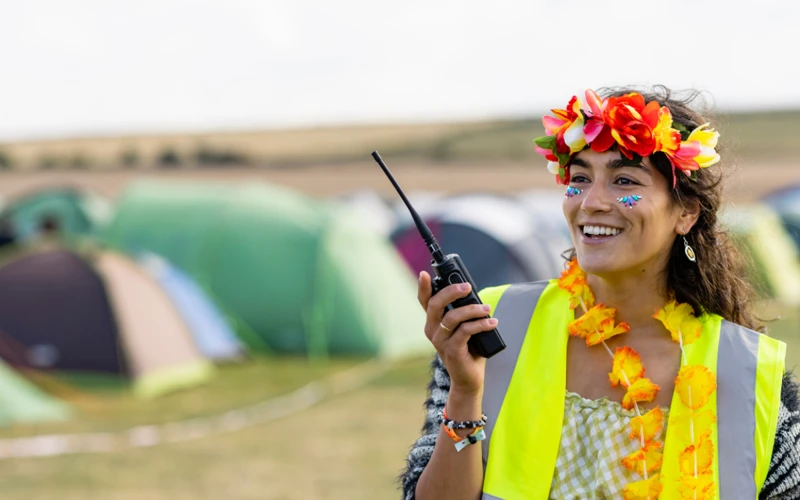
[446,386,483,421]
[449,384,483,402]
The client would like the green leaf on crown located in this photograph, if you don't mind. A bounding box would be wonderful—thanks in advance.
[673,122,691,141]
[555,151,571,165]
[534,135,557,150]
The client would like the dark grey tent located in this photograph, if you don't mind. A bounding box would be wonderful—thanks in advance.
[0,249,213,397]
[0,250,122,373]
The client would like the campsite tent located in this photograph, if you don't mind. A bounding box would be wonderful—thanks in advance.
[137,252,244,362]
[762,185,800,248]
[516,189,573,245]
[333,189,396,237]
[0,248,214,398]
[721,204,800,305]
[102,181,429,358]
[391,193,564,290]
[0,357,71,426]
[0,187,111,243]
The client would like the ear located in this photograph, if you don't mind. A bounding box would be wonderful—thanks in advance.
[675,198,701,234]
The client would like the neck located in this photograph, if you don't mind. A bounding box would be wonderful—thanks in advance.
[586,265,670,331]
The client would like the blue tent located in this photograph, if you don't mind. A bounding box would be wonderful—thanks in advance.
[137,252,244,361]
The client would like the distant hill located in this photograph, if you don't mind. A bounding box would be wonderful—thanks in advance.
[0,110,796,170]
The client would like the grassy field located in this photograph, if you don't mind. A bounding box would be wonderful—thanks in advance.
[0,109,797,170]
[0,355,433,500]
[0,304,798,500]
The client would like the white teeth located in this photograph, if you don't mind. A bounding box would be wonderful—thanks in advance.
[583,226,621,236]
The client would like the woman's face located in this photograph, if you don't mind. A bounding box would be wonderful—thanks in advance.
[562,149,689,278]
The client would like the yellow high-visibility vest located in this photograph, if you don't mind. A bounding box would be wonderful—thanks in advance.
[476,280,786,499]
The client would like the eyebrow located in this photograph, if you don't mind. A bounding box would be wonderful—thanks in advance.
[571,157,649,171]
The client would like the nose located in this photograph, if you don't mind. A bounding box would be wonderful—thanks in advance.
[580,183,613,214]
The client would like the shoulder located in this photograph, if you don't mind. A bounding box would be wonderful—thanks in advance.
[782,372,800,412]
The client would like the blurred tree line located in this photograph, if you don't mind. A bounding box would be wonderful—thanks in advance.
[2,144,254,171]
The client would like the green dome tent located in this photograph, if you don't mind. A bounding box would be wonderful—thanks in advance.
[102,181,430,359]
[0,187,112,244]
[0,357,71,426]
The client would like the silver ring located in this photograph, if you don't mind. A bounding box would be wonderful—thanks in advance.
[440,321,453,333]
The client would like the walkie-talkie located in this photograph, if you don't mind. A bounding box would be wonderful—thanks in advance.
[371,151,506,358]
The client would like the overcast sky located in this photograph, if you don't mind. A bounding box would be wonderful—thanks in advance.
[0,0,797,141]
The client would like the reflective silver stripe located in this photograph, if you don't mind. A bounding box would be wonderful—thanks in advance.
[481,281,548,467]
[482,494,503,500]
[717,320,759,499]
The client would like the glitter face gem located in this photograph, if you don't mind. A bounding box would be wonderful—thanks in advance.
[565,186,583,198]
[617,195,643,208]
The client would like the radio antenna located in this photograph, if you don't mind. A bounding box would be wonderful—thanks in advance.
[371,151,444,262]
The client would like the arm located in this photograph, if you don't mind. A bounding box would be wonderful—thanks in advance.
[400,355,484,500]
[761,373,800,500]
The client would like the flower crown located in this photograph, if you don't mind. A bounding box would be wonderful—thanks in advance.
[534,89,721,187]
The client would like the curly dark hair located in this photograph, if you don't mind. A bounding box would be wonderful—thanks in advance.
[573,86,762,331]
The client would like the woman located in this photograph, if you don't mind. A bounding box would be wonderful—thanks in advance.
[401,87,800,499]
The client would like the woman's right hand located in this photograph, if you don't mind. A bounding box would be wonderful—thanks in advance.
[417,271,498,396]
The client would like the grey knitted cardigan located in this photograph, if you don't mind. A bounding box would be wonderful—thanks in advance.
[401,355,800,500]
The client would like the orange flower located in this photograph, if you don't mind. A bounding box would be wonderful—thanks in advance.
[679,439,714,476]
[630,407,665,442]
[623,377,660,410]
[677,470,715,500]
[603,93,662,159]
[557,259,595,309]
[671,409,716,447]
[621,441,664,476]
[622,474,663,500]
[585,318,630,347]
[568,304,615,339]
[610,346,645,388]
[653,300,702,345]
[675,365,716,410]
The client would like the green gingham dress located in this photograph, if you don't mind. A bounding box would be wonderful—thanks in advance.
[549,391,670,499]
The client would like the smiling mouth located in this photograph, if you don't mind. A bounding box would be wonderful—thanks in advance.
[580,225,623,239]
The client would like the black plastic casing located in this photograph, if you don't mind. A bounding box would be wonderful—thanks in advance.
[430,253,506,358]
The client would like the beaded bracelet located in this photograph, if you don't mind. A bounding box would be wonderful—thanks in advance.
[438,408,488,430]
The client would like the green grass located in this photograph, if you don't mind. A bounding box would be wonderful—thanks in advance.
[0,355,368,438]
[0,355,434,500]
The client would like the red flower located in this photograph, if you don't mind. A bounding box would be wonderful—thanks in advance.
[583,89,616,153]
[603,93,661,159]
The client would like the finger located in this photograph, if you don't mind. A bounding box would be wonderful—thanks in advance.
[426,282,472,321]
[432,306,487,347]
[449,317,499,347]
[441,303,492,331]
[417,271,432,310]
[429,314,455,346]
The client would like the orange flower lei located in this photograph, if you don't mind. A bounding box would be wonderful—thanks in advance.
[558,258,717,499]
